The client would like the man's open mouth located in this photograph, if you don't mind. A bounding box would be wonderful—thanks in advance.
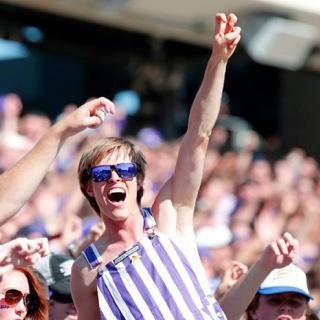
[107,188,126,202]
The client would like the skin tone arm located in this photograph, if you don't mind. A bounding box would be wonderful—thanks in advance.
[219,232,299,320]
[0,97,115,225]
[71,251,101,320]
[152,13,241,239]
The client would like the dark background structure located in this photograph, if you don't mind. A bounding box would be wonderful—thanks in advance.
[1,2,320,159]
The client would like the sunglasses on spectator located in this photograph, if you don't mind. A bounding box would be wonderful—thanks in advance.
[1,289,32,308]
[90,163,137,182]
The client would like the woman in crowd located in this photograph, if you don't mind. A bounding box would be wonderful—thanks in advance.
[0,266,48,319]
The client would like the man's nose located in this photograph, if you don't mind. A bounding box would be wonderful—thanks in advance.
[108,168,121,181]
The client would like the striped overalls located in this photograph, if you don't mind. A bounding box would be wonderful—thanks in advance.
[82,208,226,320]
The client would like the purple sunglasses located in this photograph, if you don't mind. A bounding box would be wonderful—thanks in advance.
[90,162,137,182]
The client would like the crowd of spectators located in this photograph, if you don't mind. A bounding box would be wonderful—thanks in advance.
[0,91,319,318]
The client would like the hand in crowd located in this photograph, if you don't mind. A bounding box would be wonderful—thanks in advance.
[0,237,49,267]
[216,260,248,300]
[55,97,115,139]
[1,93,23,119]
[259,232,299,271]
[68,222,105,259]
[226,260,248,284]
[213,13,241,61]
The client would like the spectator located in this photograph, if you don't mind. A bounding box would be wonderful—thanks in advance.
[33,253,77,320]
[71,12,241,320]
[245,264,316,320]
[0,266,48,319]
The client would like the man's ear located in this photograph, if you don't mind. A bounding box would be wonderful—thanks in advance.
[84,181,94,197]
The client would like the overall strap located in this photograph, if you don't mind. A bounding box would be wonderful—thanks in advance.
[82,243,103,269]
[141,207,156,232]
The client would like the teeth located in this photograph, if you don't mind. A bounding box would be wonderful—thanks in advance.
[108,188,125,194]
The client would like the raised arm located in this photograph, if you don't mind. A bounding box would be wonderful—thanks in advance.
[220,232,299,320]
[0,97,115,225]
[152,13,241,236]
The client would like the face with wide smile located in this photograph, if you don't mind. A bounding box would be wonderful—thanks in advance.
[250,293,308,320]
[88,151,140,221]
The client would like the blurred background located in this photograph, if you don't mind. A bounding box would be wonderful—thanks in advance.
[1,0,320,159]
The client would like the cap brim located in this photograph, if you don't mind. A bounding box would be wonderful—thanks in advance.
[50,278,71,296]
[49,288,73,304]
[258,286,313,300]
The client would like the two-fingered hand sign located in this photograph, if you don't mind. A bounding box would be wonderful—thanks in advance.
[213,13,241,61]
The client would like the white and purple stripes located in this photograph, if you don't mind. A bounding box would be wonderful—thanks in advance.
[83,233,226,320]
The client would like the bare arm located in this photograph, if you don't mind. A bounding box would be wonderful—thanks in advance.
[0,97,115,225]
[152,13,241,237]
[220,232,299,320]
[71,256,100,320]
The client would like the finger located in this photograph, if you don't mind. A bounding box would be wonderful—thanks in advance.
[84,97,115,115]
[96,97,115,115]
[15,238,30,255]
[283,232,299,251]
[37,238,50,256]
[277,238,289,255]
[283,232,294,244]
[225,13,238,34]
[225,27,241,42]
[270,241,281,256]
[228,35,241,49]
[86,98,116,127]
[287,239,299,258]
[18,239,41,255]
[215,13,227,35]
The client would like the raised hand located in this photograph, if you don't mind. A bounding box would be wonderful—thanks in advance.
[213,13,241,61]
[0,237,50,266]
[55,97,116,139]
[216,261,248,299]
[259,232,299,271]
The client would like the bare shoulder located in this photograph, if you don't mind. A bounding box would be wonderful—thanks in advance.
[71,253,97,292]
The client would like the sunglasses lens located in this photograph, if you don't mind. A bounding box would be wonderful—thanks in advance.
[25,294,32,308]
[116,163,137,179]
[5,290,23,305]
[91,166,111,182]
